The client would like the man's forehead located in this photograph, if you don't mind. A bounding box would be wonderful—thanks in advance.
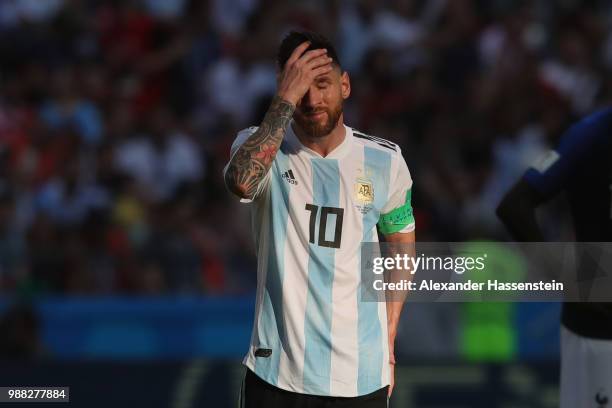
[315,68,343,81]
[315,73,333,81]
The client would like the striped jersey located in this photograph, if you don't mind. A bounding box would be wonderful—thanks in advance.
[224,122,415,397]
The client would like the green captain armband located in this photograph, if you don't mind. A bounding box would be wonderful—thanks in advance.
[377,189,414,235]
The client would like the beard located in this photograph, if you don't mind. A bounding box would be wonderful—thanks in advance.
[294,103,343,138]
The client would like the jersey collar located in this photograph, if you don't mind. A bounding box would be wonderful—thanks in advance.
[285,121,353,159]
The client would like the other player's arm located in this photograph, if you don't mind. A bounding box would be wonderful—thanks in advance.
[497,109,609,240]
[496,180,546,241]
[224,42,333,200]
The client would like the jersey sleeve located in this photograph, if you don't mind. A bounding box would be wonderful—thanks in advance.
[523,108,612,199]
[223,126,272,203]
[378,150,415,234]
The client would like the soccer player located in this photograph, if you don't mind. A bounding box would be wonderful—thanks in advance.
[224,31,416,407]
[497,107,612,408]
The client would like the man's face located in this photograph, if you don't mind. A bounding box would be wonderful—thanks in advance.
[293,65,350,138]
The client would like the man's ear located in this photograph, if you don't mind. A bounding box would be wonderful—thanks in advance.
[341,71,351,100]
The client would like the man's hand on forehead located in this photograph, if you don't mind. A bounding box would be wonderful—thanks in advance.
[276,41,333,106]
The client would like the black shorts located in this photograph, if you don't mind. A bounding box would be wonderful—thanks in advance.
[239,368,389,408]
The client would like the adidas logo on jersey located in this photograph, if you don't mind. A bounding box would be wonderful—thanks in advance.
[282,169,298,185]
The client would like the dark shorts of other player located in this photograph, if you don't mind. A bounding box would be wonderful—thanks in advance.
[239,368,389,408]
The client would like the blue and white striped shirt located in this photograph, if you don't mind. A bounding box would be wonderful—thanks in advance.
[225,122,414,397]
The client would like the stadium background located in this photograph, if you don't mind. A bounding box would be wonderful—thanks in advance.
[0,0,608,406]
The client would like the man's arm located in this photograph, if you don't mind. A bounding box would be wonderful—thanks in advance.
[496,180,546,241]
[498,108,612,240]
[382,229,415,397]
[224,42,333,200]
[224,96,295,199]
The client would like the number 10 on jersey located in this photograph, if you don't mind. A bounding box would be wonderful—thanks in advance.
[305,204,344,249]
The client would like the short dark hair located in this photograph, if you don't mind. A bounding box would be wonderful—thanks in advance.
[277,31,341,70]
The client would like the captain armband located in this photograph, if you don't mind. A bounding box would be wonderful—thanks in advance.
[377,189,414,235]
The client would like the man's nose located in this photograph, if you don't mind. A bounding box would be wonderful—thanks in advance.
[302,86,323,108]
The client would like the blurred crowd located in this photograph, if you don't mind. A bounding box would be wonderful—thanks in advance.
[0,0,611,294]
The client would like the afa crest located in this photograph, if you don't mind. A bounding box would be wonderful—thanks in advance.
[354,179,374,204]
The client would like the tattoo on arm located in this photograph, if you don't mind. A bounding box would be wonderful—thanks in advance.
[225,96,295,199]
